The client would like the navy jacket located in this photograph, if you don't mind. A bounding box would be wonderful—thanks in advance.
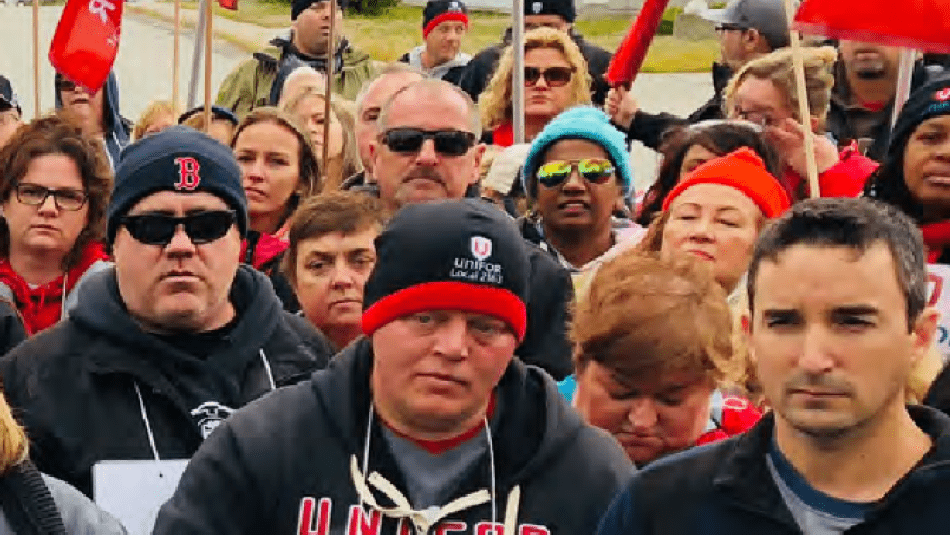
[597,406,950,535]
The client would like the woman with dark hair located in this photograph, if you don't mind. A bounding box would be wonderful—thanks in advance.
[637,120,783,226]
[0,114,111,334]
[864,77,950,408]
[231,107,319,309]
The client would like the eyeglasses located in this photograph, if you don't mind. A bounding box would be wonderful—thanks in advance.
[120,210,236,246]
[731,106,779,128]
[15,183,87,211]
[715,23,747,33]
[524,66,575,87]
[536,158,615,188]
[379,128,477,157]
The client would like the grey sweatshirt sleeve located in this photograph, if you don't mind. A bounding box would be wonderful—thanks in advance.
[42,474,128,535]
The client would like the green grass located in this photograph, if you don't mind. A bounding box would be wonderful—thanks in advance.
[155,0,719,72]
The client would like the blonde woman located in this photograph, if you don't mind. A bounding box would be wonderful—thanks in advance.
[132,99,176,141]
[479,27,592,146]
[723,46,877,199]
[281,87,360,192]
[0,390,127,533]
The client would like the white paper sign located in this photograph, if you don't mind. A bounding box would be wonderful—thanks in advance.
[928,264,950,362]
[93,459,190,535]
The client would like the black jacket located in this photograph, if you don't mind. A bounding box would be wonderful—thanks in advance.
[0,266,332,497]
[596,407,950,535]
[154,337,634,535]
[458,28,612,106]
[0,299,26,356]
[623,62,732,151]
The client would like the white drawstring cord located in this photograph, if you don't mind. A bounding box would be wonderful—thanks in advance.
[259,349,276,391]
[133,382,161,461]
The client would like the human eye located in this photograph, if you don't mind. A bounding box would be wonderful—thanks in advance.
[235,153,255,163]
[764,311,801,329]
[831,310,876,331]
[468,316,509,340]
[351,252,376,270]
[268,154,290,167]
[717,217,740,228]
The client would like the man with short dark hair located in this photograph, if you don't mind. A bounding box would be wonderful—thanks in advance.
[597,197,950,535]
[458,0,611,105]
[369,78,575,378]
[399,0,471,85]
[607,0,788,150]
[0,127,332,499]
[216,0,376,117]
[0,75,22,149]
[154,199,633,535]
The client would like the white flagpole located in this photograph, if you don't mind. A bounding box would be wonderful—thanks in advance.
[203,0,213,131]
[33,0,40,118]
[890,49,917,127]
[512,0,525,144]
[173,0,181,110]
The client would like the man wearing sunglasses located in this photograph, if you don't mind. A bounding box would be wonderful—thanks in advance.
[54,71,131,168]
[368,78,574,380]
[0,126,333,499]
[606,0,788,152]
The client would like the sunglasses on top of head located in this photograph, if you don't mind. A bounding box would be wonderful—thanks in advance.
[536,158,615,188]
[120,210,236,246]
[379,128,477,157]
[524,66,575,87]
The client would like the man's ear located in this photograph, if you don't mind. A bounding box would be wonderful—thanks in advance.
[470,143,486,185]
[910,307,940,366]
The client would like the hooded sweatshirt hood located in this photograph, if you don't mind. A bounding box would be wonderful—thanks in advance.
[405,45,472,80]
[69,264,284,408]
[54,71,130,168]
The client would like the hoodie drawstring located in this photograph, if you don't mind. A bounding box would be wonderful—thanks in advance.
[353,405,521,534]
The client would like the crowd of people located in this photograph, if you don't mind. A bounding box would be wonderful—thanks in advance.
[0,0,949,532]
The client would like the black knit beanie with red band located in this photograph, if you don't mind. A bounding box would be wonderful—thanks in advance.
[423,0,469,38]
[362,199,530,341]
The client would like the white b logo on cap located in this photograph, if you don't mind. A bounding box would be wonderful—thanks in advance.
[471,236,492,261]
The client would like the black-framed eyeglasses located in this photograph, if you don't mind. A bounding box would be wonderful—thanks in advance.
[379,128,476,157]
[731,105,779,128]
[537,158,616,188]
[15,183,87,211]
[524,66,575,87]
[120,210,236,246]
[715,23,748,33]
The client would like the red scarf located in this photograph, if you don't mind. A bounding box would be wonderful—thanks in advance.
[922,221,950,263]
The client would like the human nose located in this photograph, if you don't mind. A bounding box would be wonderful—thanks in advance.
[561,165,586,190]
[687,216,715,242]
[242,158,266,182]
[798,324,835,375]
[328,258,357,288]
[431,314,469,360]
[164,225,197,256]
[414,138,440,165]
[36,193,59,215]
[627,397,658,431]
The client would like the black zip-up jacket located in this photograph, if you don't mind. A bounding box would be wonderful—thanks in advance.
[622,62,732,151]
[0,266,332,497]
[458,28,612,106]
[596,406,950,535]
[154,337,634,535]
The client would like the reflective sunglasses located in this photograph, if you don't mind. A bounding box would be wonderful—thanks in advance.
[536,158,616,188]
[379,128,476,157]
[120,210,236,246]
[524,66,575,87]
[15,183,87,211]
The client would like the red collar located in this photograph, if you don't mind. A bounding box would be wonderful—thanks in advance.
[381,393,497,455]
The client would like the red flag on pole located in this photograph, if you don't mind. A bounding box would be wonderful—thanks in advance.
[49,0,123,93]
[794,0,950,53]
[606,0,672,87]
[218,0,238,10]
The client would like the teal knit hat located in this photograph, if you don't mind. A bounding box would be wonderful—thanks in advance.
[521,106,633,200]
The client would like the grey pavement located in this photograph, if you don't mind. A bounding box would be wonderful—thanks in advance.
[0,3,712,189]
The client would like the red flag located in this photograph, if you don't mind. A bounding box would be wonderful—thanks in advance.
[218,0,238,10]
[606,0,672,87]
[49,0,124,94]
[794,0,950,54]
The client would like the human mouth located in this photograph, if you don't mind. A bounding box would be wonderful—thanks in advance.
[244,187,267,200]
[417,372,467,388]
[686,249,715,261]
[558,200,590,215]
[161,270,200,283]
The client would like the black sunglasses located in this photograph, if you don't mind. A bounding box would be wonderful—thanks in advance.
[379,128,476,157]
[120,210,236,246]
[55,78,79,93]
[524,66,574,87]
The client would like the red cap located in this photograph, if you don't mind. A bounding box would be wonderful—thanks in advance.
[662,147,792,219]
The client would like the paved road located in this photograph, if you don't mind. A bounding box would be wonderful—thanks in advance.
[0,3,712,188]
[0,4,246,123]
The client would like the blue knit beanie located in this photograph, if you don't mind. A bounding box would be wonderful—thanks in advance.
[521,106,633,200]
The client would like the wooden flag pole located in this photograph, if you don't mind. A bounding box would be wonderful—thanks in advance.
[512,0,525,144]
[33,0,40,118]
[203,0,213,132]
[321,0,337,189]
[784,0,820,198]
[173,0,181,110]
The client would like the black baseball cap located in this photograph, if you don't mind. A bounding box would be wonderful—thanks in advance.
[0,76,21,115]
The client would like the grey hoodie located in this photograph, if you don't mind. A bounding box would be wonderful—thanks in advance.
[403,46,472,81]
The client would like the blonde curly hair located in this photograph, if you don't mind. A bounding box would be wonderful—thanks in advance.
[724,46,838,132]
[480,27,592,131]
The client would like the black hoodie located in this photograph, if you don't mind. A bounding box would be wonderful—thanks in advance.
[0,265,332,497]
[154,337,634,535]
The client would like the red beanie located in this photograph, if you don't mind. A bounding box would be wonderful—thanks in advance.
[662,147,792,219]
